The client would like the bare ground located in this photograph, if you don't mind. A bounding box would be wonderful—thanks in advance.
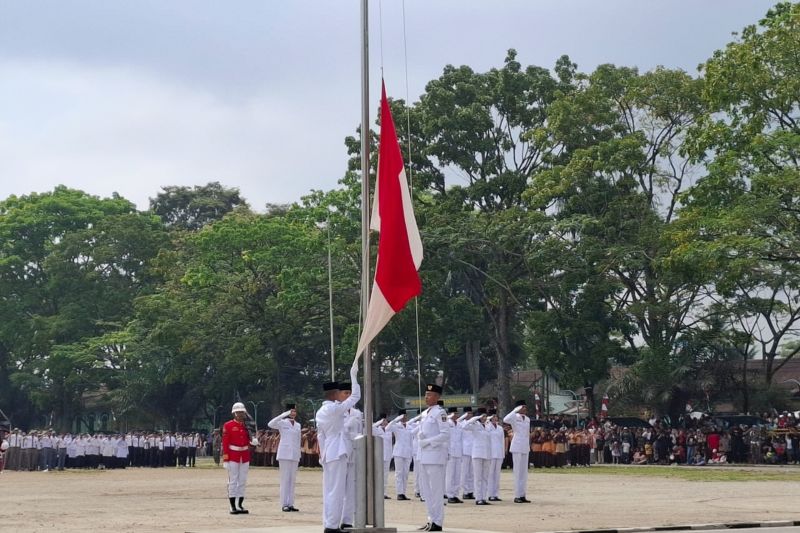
[1,460,798,533]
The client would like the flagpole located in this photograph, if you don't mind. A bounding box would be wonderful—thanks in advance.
[359,0,377,526]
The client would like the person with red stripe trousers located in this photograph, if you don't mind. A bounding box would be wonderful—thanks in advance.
[222,402,258,515]
[503,399,532,503]
[268,403,302,512]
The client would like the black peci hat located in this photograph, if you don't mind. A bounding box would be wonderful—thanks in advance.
[322,382,339,391]
[398,409,407,415]
[286,403,296,410]
[515,399,527,407]
[426,383,443,395]
[476,407,487,415]
[447,407,458,413]
[338,382,352,391]
[463,406,473,413]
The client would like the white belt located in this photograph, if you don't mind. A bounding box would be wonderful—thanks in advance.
[229,445,249,451]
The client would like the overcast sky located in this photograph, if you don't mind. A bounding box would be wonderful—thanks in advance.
[0,1,778,211]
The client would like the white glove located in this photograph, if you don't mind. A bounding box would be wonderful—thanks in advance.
[222,461,229,469]
[281,410,292,418]
[393,414,404,423]
[250,437,259,446]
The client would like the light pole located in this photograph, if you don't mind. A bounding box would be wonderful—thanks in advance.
[560,389,580,428]
[212,405,223,431]
[247,401,265,430]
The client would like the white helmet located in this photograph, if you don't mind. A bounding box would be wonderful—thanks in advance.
[231,402,248,414]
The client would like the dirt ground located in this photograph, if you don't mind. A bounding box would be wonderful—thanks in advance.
[1,460,798,533]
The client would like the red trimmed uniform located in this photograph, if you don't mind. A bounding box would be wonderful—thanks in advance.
[222,418,252,501]
[222,419,251,464]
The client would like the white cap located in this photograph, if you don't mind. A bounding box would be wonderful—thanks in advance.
[231,402,248,414]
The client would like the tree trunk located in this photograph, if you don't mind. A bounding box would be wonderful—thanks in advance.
[465,340,481,397]
[492,300,513,414]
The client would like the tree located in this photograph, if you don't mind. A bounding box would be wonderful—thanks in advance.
[673,2,800,386]
[0,187,167,430]
[149,181,248,231]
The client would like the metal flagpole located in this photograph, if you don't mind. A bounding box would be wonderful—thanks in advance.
[359,0,377,526]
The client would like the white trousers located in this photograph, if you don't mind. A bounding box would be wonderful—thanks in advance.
[341,460,356,526]
[279,459,298,507]
[394,456,411,496]
[460,454,474,495]
[445,456,462,498]
[416,457,427,498]
[471,457,491,502]
[488,458,501,498]
[420,463,445,526]
[383,459,391,496]
[512,452,529,498]
[226,460,249,498]
[322,458,348,529]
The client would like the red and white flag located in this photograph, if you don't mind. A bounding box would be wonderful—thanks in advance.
[600,393,609,420]
[355,81,423,359]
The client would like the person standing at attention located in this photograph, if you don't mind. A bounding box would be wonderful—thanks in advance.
[223,402,258,515]
[268,403,302,512]
[416,383,450,532]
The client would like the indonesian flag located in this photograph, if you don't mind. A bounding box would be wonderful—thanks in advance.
[534,393,541,420]
[600,393,609,420]
[355,81,423,359]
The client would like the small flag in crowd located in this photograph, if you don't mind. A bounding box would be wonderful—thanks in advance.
[600,393,609,420]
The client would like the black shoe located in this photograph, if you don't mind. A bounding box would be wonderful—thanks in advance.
[447,497,463,504]
[229,509,240,514]
[488,496,501,501]
[417,524,431,531]
[415,492,421,498]
[384,495,391,499]
[462,492,475,500]
[325,529,345,533]
[428,524,443,532]
[476,499,490,505]
[397,494,410,501]
[341,524,353,530]
[283,506,292,512]
[519,497,531,503]
[289,506,300,512]
[237,508,249,514]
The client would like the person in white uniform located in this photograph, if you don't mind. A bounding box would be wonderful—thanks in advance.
[416,383,450,532]
[372,415,394,499]
[315,364,361,533]
[445,407,464,504]
[462,407,492,506]
[339,381,363,530]
[487,409,505,501]
[268,403,302,512]
[386,409,414,500]
[459,407,475,499]
[502,399,532,503]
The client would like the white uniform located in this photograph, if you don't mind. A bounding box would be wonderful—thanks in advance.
[460,414,475,497]
[463,415,491,503]
[371,421,393,497]
[342,406,363,526]
[268,411,302,509]
[487,421,505,498]
[386,416,414,497]
[315,367,361,531]
[503,406,530,498]
[417,404,450,528]
[445,414,463,499]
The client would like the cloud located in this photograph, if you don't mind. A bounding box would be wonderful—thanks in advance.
[0,59,352,210]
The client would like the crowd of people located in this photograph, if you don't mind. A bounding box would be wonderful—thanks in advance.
[0,430,208,472]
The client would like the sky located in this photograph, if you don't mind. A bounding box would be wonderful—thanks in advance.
[0,0,780,211]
